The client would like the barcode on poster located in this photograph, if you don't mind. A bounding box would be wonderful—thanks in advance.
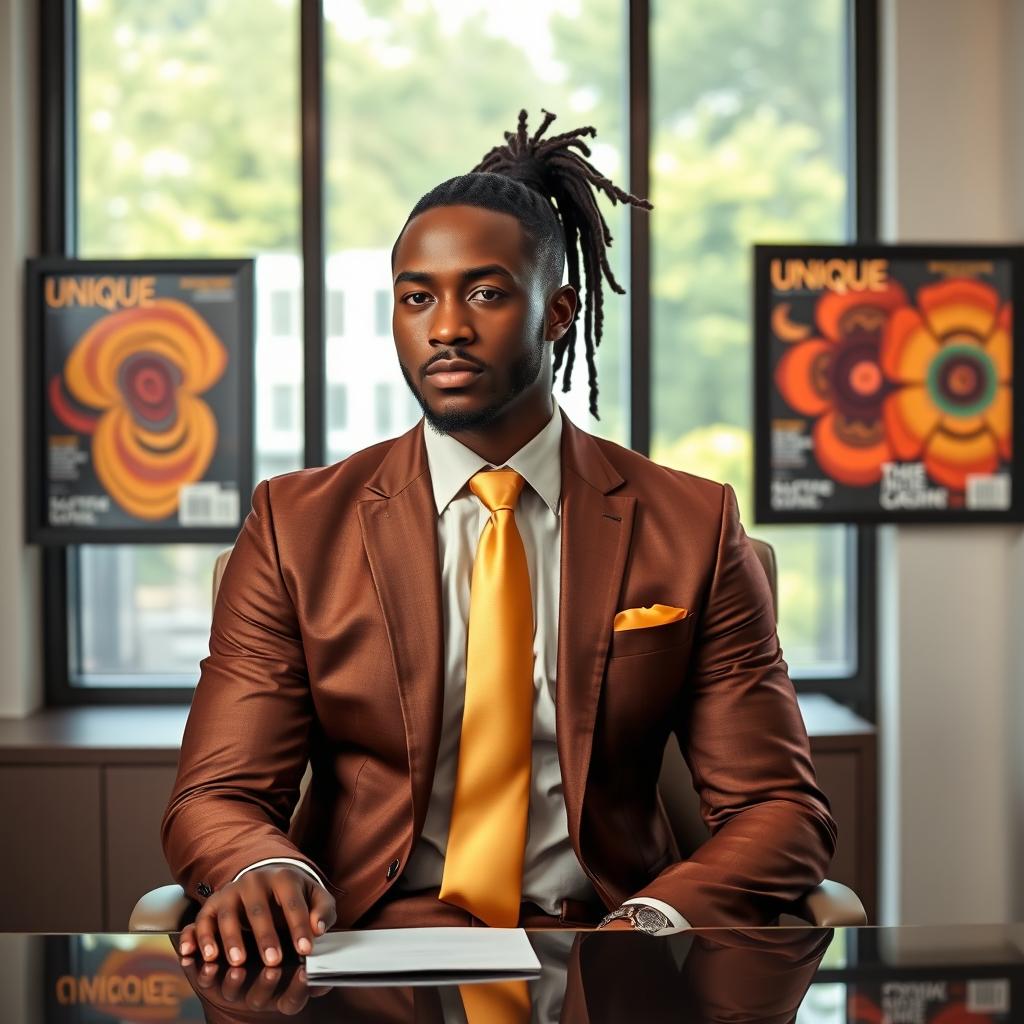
[967,978,1010,1014]
[179,483,240,526]
[966,472,1011,510]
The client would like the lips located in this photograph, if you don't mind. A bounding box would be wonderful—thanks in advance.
[425,358,484,390]
[425,358,482,376]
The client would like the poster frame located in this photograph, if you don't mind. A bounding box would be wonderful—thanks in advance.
[753,242,1024,524]
[24,256,255,544]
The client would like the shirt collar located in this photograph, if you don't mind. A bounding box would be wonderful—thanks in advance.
[421,398,563,517]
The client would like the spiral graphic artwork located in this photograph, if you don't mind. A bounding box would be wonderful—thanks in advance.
[773,277,1012,493]
[49,298,228,520]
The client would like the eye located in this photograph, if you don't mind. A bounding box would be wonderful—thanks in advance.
[401,291,432,306]
[473,288,504,302]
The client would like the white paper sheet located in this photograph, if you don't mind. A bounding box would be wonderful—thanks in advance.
[305,926,542,982]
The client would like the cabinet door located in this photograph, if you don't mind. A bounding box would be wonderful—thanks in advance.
[812,740,877,922]
[0,766,102,931]
[105,765,181,930]
[812,749,861,885]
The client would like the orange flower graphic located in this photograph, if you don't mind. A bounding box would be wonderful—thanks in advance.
[50,298,228,520]
[880,278,1012,492]
[773,281,908,486]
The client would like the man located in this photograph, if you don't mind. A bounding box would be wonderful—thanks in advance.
[163,109,836,969]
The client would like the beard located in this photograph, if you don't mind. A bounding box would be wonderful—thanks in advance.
[399,328,547,436]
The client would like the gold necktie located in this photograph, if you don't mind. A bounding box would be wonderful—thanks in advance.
[459,979,531,1023]
[439,468,534,927]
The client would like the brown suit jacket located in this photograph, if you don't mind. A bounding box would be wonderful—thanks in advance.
[161,407,837,927]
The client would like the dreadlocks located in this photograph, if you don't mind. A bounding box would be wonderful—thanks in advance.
[391,108,653,421]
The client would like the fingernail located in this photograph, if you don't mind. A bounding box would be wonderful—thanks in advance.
[297,937,311,954]
[265,947,280,964]
[228,947,242,963]
[316,920,326,933]
[203,944,217,959]
[179,941,193,954]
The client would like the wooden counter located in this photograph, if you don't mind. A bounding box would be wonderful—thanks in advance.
[0,694,876,931]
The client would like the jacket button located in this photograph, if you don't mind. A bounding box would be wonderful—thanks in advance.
[197,882,212,897]
[386,859,400,880]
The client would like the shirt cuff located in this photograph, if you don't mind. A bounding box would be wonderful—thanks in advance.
[232,857,330,891]
[621,897,691,934]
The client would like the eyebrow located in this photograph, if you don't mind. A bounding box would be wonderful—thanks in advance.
[393,264,517,287]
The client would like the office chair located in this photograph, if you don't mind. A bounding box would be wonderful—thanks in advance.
[130,536,867,931]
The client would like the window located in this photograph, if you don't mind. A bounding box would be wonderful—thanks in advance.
[45,0,876,712]
[64,0,302,694]
[374,289,391,338]
[270,290,296,338]
[650,0,857,680]
[326,4,629,446]
[375,382,393,436]
[407,390,422,424]
[327,289,345,337]
[272,384,296,432]
[328,383,348,431]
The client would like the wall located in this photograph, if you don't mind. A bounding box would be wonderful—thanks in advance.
[0,0,41,716]
[877,0,1023,925]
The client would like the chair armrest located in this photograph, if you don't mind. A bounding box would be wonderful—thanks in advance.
[129,884,199,933]
[781,879,867,928]
[128,879,867,932]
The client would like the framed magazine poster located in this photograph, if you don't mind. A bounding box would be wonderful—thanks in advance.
[25,258,254,544]
[754,244,1024,523]
[846,973,1018,1024]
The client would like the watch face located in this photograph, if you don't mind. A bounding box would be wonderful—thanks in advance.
[632,905,668,933]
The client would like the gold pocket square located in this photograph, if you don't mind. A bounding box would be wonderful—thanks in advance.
[613,604,689,632]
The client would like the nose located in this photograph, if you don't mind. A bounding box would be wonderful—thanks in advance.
[429,295,477,348]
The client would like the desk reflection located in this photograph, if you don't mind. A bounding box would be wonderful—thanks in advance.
[186,927,831,1023]
[0,926,835,1023]
[6,923,1023,1022]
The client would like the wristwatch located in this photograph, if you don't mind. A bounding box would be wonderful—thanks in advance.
[598,903,672,935]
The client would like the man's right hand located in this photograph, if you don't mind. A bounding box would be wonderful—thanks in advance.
[176,865,337,968]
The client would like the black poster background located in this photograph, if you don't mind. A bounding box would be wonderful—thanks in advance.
[25,258,254,544]
[754,244,1024,524]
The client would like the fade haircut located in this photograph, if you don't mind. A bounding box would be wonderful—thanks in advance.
[390,108,652,420]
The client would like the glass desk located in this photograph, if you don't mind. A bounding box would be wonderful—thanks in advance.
[1,923,1022,1023]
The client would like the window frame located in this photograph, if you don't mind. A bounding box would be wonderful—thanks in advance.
[38,0,879,720]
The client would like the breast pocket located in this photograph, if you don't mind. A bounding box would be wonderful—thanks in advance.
[601,613,696,744]
[608,613,695,660]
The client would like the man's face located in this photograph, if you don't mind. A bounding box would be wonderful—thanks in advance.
[390,203,569,435]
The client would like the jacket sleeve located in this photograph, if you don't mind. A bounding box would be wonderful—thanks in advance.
[629,481,839,926]
[160,477,326,904]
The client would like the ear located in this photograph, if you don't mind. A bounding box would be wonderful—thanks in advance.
[545,284,578,341]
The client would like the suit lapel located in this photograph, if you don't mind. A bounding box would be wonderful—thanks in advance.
[555,411,635,899]
[357,418,445,837]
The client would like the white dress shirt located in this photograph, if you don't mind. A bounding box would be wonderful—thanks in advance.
[234,398,687,934]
